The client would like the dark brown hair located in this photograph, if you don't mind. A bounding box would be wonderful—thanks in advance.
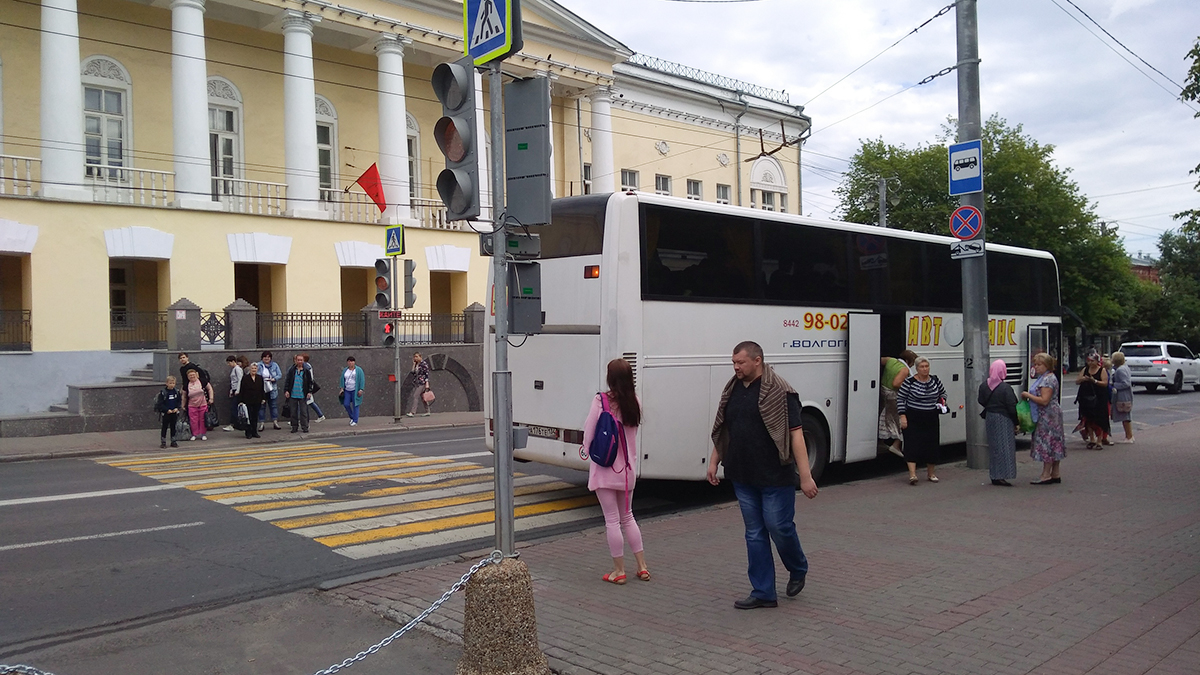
[899,349,918,367]
[605,358,641,427]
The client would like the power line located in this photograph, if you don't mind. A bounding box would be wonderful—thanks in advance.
[809,65,957,136]
[1091,181,1196,198]
[1046,0,1199,112]
[1058,0,1188,92]
[802,2,956,107]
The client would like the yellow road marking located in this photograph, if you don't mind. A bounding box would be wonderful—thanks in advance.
[272,481,579,529]
[138,450,400,479]
[315,495,597,548]
[202,464,486,500]
[99,444,341,467]
[183,458,456,491]
[231,474,494,513]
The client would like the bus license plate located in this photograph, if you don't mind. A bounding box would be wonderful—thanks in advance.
[527,425,559,440]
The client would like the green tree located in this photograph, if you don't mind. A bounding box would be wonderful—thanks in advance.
[1134,214,1200,350]
[1181,36,1200,184]
[834,114,1137,331]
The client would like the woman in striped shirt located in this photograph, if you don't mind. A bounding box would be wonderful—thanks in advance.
[897,356,947,485]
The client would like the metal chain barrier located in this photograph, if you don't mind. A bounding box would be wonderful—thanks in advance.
[2,550,504,675]
[1,666,57,675]
[311,549,504,675]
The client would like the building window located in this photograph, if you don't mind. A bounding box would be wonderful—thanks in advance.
[716,184,731,205]
[621,169,639,191]
[84,86,126,180]
[779,194,787,214]
[583,163,592,195]
[761,191,775,212]
[655,174,671,196]
[686,179,702,200]
[406,112,420,200]
[207,77,244,199]
[316,95,338,202]
[109,265,130,322]
[317,122,334,198]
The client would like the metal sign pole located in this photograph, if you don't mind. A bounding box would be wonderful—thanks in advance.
[489,61,515,555]
[956,0,990,470]
[393,264,402,420]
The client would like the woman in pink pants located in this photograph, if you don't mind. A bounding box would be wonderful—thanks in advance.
[581,358,649,585]
[184,368,213,441]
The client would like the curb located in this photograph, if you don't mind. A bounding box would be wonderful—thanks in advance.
[0,418,483,464]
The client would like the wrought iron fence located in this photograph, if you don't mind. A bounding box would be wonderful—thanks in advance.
[200,311,227,348]
[0,310,31,351]
[256,312,369,349]
[110,311,167,350]
[391,313,465,344]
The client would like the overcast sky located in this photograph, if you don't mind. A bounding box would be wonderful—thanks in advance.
[555,0,1199,257]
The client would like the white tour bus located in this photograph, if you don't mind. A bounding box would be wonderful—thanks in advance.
[485,192,1061,482]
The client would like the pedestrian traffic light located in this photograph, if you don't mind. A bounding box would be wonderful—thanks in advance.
[382,320,395,348]
[374,258,392,309]
[431,56,480,221]
[403,258,417,309]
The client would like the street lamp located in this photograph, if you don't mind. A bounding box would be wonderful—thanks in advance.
[878,176,901,228]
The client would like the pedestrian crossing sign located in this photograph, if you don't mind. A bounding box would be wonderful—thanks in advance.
[464,0,523,66]
[385,225,404,256]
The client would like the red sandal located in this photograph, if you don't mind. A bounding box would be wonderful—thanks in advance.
[602,572,626,585]
[636,569,651,581]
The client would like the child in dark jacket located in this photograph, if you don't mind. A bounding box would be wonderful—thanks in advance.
[155,376,183,448]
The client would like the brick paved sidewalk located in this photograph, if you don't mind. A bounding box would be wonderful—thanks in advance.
[334,418,1200,675]
[0,411,483,462]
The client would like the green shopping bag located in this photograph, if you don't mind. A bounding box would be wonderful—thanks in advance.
[1015,400,1036,434]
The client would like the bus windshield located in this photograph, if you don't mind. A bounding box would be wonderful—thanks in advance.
[539,194,609,259]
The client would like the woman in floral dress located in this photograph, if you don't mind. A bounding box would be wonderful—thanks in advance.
[1021,352,1066,485]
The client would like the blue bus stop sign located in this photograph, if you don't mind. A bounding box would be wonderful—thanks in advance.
[948,139,983,196]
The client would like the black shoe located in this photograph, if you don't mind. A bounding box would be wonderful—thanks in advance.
[786,576,806,597]
[734,596,777,610]
[170,441,178,448]
[1031,478,1056,485]
[1050,477,1061,484]
[290,428,298,433]
[991,479,1013,486]
[160,440,166,448]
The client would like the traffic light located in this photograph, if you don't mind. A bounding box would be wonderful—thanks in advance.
[374,258,392,309]
[403,258,417,309]
[382,320,395,348]
[431,56,480,221]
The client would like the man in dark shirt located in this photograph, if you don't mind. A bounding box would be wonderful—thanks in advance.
[707,341,818,609]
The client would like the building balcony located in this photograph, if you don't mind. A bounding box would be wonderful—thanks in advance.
[86,166,175,207]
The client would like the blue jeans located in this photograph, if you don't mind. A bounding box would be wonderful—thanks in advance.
[733,482,808,601]
[342,390,359,423]
[259,392,278,422]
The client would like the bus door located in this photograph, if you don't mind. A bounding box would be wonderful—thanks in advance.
[845,312,880,463]
[1026,324,1049,391]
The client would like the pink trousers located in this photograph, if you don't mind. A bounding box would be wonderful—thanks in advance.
[188,405,207,437]
[594,488,644,558]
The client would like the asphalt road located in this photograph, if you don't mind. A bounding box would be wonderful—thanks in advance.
[2,388,1195,662]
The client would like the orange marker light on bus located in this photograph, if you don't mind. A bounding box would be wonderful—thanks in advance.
[584,265,600,279]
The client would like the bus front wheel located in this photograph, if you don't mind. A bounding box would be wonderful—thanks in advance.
[802,411,829,484]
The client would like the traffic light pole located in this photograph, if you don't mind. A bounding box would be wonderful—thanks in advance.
[956,0,990,470]
[489,61,516,556]
[393,263,402,420]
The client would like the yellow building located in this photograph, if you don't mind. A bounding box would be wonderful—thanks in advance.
[0,0,809,415]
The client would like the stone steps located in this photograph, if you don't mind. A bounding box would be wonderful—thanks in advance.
[0,364,162,438]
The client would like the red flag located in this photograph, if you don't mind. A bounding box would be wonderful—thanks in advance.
[348,163,387,212]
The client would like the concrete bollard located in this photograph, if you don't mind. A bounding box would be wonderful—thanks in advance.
[455,557,550,675]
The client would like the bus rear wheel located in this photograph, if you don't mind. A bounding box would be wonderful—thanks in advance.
[802,411,829,484]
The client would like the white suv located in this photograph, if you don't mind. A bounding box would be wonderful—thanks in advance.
[1118,341,1200,394]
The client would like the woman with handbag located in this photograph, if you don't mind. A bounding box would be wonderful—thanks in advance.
[407,352,433,417]
[897,356,947,485]
[184,368,214,441]
[239,363,265,440]
[978,360,1019,486]
[580,358,649,585]
[1022,352,1067,485]
[1110,351,1135,443]
[1075,352,1113,448]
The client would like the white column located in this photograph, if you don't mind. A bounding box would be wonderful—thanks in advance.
[589,86,615,193]
[170,0,219,210]
[39,0,90,200]
[375,34,411,223]
[474,70,491,221]
[537,71,557,198]
[282,11,325,219]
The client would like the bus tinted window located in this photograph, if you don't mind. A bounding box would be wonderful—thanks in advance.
[541,194,609,259]
[989,252,1060,315]
[761,221,852,305]
[643,204,758,300]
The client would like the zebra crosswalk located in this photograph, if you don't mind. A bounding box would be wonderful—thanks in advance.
[96,443,601,559]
